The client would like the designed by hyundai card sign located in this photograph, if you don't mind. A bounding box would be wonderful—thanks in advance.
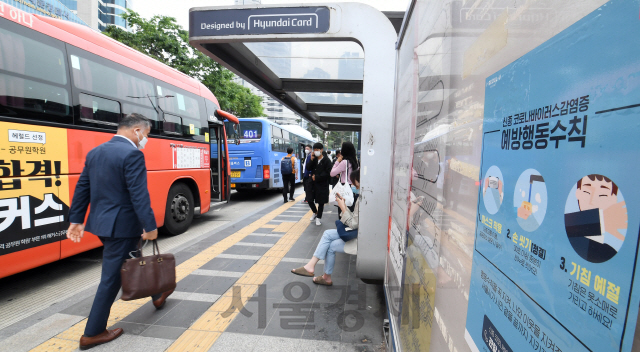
[190,7,330,37]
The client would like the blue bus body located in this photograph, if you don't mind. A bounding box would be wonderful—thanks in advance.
[212,118,312,191]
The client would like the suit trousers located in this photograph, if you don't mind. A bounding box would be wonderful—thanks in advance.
[84,236,161,337]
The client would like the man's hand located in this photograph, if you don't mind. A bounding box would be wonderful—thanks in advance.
[312,175,316,181]
[67,223,85,243]
[142,229,158,240]
[310,153,315,160]
[296,174,299,180]
[603,201,627,240]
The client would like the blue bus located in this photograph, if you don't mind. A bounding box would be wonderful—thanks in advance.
[215,118,314,191]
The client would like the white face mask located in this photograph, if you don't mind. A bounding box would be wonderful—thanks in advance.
[314,151,321,157]
[305,149,310,154]
[135,130,148,150]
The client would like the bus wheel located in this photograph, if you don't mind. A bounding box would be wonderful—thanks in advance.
[161,183,194,236]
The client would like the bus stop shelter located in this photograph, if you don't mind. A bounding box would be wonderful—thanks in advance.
[189,3,397,279]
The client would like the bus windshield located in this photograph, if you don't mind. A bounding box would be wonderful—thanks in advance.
[225,121,262,140]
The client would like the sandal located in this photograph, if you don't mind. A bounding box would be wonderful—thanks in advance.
[291,267,314,277]
[313,276,333,286]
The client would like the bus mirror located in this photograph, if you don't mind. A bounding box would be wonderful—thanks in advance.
[234,124,241,145]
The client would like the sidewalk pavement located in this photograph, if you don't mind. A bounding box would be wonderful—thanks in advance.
[0,194,386,352]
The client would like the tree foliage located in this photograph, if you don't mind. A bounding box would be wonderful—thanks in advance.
[306,124,357,150]
[104,10,264,117]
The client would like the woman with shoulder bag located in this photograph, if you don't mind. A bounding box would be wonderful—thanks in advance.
[330,142,359,216]
[291,169,361,286]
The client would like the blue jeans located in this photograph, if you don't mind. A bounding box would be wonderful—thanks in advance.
[313,229,345,275]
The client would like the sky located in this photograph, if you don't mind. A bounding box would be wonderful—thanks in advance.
[131,0,409,30]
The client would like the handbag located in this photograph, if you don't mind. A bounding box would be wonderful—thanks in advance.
[329,161,354,206]
[120,239,176,301]
[335,220,358,242]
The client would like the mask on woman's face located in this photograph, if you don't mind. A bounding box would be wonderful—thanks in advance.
[314,151,321,157]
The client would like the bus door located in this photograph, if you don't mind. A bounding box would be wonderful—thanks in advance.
[209,123,229,202]
[298,143,306,180]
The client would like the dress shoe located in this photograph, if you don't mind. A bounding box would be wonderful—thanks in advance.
[79,328,123,350]
[152,289,174,309]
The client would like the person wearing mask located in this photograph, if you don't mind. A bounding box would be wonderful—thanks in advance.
[67,114,173,350]
[291,169,361,285]
[330,142,359,215]
[302,144,313,203]
[280,147,297,203]
[307,143,332,225]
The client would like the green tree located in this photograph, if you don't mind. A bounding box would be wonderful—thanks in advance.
[104,10,264,117]
[307,124,325,144]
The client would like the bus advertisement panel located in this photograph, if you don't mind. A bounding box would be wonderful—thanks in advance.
[0,122,70,256]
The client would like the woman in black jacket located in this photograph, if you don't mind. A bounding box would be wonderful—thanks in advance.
[307,143,332,226]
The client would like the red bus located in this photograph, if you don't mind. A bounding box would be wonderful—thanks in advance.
[0,3,239,278]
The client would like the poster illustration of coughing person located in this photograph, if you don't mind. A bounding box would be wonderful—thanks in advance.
[565,174,628,263]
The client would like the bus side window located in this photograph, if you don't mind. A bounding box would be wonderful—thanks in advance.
[78,93,121,126]
[0,21,72,123]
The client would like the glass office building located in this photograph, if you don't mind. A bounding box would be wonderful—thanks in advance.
[0,0,87,26]
[97,0,128,31]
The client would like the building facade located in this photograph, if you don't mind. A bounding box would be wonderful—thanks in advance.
[76,0,129,31]
[0,0,87,25]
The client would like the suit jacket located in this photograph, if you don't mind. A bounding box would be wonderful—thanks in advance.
[68,136,157,238]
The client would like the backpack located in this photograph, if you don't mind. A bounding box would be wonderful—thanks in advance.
[280,156,293,175]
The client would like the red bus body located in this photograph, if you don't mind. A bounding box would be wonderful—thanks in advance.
[0,3,238,278]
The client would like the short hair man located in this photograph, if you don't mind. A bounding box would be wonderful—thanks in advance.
[281,146,297,203]
[67,114,173,349]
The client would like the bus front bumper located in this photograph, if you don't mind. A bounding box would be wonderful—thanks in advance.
[231,180,270,190]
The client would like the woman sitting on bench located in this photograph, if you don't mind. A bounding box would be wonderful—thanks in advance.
[291,169,360,286]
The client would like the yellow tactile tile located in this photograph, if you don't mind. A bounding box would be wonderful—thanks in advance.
[54,319,87,341]
[166,330,220,352]
[272,222,296,232]
[190,311,238,331]
[29,337,78,352]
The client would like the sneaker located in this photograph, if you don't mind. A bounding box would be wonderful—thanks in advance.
[315,218,321,226]
[310,213,317,221]
[289,198,295,202]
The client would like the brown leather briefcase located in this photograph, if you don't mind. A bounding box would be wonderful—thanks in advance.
[120,239,176,301]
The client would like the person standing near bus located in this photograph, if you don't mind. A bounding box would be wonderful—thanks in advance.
[302,144,313,203]
[308,143,332,225]
[281,147,297,203]
[66,114,173,350]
